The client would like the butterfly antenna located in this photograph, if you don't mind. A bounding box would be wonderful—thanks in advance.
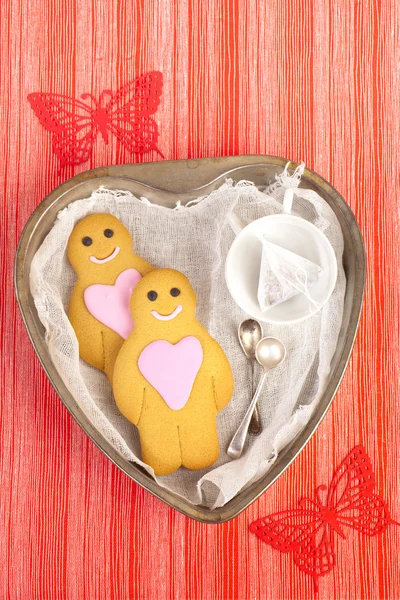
[80,93,99,107]
[316,485,327,505]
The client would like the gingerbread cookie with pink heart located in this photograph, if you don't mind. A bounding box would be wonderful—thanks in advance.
[67,213,153,380]
[113,268,234,476]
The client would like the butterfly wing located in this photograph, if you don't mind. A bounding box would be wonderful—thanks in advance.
[28,93,98,166]
[107,116,162,156]
[327,446,375,511]
[327,445,395,536]
[293,528,335,592]
[336,491,394,536]
[106,71,163,116]
[105,72,164,156]
[250,508,324,552]
[251,507,335,591]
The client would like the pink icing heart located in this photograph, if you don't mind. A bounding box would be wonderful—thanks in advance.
[84,268,142,339]
[138,337,203,410]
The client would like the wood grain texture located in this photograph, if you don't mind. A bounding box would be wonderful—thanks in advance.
[1,0,399,598]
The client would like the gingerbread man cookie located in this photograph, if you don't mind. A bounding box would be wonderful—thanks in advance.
[113,268,234,476]
[67,213,153,380]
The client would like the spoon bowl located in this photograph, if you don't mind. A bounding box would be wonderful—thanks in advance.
[238,319,262,360]
[256,337,286,370]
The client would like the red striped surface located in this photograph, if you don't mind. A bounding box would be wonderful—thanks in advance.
[1,1,399,598]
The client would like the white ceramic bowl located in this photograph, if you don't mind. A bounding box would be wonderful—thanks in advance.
[225,214,338,325]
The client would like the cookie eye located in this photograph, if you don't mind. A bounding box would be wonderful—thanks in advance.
[104,229,114,238]
[82,236,92,246]
[147,290,158,301]
[170,288,180,297]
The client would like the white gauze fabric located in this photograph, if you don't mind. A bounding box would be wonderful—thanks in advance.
[30,168,345,509]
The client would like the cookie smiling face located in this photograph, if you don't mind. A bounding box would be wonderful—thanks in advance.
[67,214,133,276]
[130,269,197,327]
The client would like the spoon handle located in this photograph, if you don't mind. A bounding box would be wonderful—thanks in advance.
[249,404,262,434]
[249,361,262,434]
[227,371,267,459]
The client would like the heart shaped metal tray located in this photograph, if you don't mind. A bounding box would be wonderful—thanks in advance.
[14,155,365,523]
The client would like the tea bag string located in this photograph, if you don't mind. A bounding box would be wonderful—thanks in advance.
[294,267,323,313]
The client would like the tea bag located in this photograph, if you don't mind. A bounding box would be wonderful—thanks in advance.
[257,237,323,312]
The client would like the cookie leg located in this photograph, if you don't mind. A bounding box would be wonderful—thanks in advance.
[179,418,220,471]
[139,422,182,476]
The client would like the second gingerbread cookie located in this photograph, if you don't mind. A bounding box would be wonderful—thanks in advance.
[113,268,234,476]
[68,213,153,380]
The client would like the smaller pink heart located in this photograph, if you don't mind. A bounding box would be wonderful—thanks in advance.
[84,268,142,339]
[138,337,203,410]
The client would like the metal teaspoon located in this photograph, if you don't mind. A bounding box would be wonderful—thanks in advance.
[227,337,286,459]
[238,319,262,434]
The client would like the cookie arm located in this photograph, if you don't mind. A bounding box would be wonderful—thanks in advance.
[113,344,145,426]
[69,287,125,378]
[68,289,106,371]
[135,256,154,276]
[209,340,234,412]
[102,328,125,382]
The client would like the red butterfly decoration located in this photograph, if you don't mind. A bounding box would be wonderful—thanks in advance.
[28,71,164,168]
[250,446,398,593]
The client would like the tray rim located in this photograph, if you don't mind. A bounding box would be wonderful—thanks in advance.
[14,155,366,523]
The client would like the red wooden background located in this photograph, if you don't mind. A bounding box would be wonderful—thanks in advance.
[1,1,399,598]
